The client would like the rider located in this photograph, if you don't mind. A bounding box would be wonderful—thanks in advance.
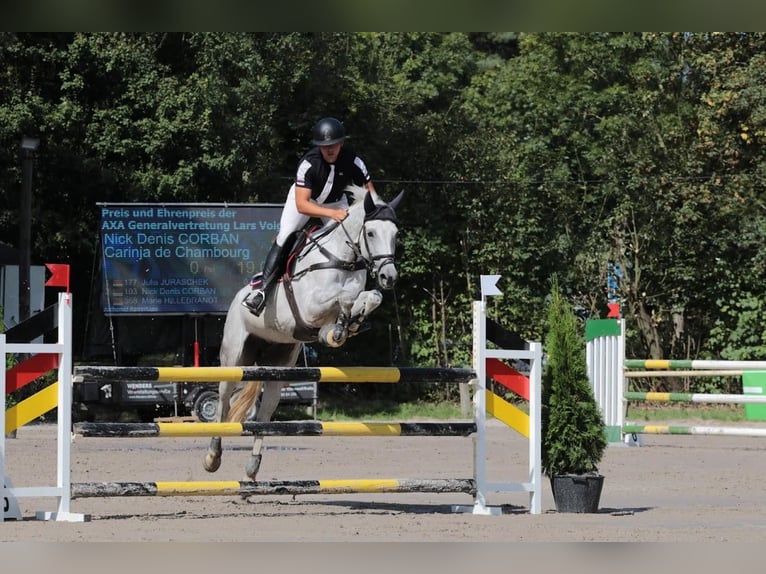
[242,117,378,315]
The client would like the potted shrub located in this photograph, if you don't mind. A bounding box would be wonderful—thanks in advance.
[541,278,607,513]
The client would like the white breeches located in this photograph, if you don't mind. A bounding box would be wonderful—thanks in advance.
[276,184,350,246]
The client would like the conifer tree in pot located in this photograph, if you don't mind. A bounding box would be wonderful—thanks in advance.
[541,279,607,513]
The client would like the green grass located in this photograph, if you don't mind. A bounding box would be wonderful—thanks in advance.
[279,398,766,424]
[625,403,755,423]
[316,400,467,421]
[273,399,468,421]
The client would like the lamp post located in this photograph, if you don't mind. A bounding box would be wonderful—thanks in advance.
[19,135,39,322]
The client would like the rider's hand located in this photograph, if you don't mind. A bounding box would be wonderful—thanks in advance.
[332,208,349,222]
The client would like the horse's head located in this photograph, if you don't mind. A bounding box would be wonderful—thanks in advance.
[361,190,403,290]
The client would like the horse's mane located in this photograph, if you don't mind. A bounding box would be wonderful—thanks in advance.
[345,184,372,207]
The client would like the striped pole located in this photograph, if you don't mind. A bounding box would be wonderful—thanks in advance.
[73,421,477,438]
[625,359,766,370]
[587,322,766,444]
[625,370,746,378]
[622,424,766,437]
[71,478,477,498]
[624,392,766,404]
[73,365,475,384]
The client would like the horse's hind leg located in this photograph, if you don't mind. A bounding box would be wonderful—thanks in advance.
[244,381,285,480]
[206,305,256,474]
[204,381,235,473]
[242,343,301,482]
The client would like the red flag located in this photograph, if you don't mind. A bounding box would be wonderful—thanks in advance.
[607,302,620,318]
[45,263,70,292]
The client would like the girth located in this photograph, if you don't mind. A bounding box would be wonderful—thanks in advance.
[281,275,320,342]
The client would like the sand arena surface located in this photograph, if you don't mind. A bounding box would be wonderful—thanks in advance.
[4,419,766,542]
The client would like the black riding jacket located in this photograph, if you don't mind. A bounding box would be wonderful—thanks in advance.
[295,146,372,203]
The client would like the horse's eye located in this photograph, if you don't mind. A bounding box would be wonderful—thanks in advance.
[366,230,374,237]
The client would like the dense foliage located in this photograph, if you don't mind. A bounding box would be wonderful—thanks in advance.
[3,33,766,397]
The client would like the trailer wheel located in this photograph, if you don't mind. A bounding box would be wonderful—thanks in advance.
[194,390,219,422]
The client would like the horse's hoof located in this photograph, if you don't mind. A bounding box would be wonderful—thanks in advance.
[245,454,262,480]
[319,324,345,347]
[203,453,221,473]
[333,326,347,343]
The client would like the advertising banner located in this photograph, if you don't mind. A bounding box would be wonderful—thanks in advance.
[99,202,281,315]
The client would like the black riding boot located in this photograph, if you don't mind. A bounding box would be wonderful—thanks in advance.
[242,242,282,316]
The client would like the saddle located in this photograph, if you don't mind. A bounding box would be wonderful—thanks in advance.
[245,226,329,341]
[247,226,316,290]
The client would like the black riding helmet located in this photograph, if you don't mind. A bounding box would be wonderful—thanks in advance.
[312,117,346,146]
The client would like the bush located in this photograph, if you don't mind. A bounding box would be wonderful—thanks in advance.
[541,279,607,476]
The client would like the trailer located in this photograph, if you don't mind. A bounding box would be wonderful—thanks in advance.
[72,379,317,422]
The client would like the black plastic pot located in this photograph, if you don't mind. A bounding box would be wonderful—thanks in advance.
[550,474,604,513]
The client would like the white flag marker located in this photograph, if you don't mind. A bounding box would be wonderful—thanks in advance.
[480,274,502,298]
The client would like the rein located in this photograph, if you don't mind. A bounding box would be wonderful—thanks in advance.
[289,212,395,281]
[288,220,367,281]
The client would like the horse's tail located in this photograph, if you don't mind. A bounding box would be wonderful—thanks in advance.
[226,381,263,422]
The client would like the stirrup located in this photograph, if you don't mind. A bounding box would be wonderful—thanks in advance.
[242,289,266,315]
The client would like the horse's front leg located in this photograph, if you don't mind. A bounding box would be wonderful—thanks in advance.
[203,382,234,473]
[318,290,382,347]
[347,289,383,336]
[318,298,354,347]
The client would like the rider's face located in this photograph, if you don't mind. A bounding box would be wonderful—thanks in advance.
[319,143,343,163]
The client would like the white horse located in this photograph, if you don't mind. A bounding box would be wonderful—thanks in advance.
[204,185,403,480]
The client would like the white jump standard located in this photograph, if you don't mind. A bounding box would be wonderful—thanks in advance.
[3,275,543,519]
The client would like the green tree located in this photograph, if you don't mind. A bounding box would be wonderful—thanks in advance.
[541,279,606,477]
[457,33,766,391]
[5,32,766,402]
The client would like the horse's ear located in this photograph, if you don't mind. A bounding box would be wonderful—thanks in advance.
[388,190,405,211]
[364,190,376,215]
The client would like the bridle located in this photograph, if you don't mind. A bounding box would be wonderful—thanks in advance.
[357,219,397,282]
